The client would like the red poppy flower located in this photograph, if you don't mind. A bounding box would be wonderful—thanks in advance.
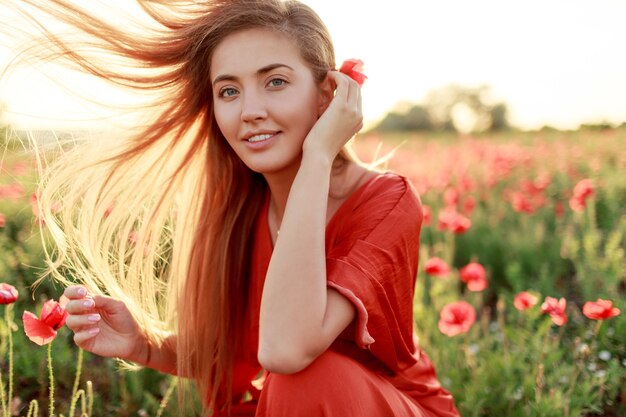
[582,299,620,320]
[511,192,535,214]
[438,301,476,337]
[573,179,594,200]
[438,208,472,234]
[0,183,25,200]
[0,213,5,228]
[462,196,476,215]
[424,257,451,278]
[568,195,586,212]
[459,262,487,292]
[554,201,565,218]
[422,205,432,227]
[569,179,594,212]
[338,59,367,86]
[541,296,568,326]
[23,296,69,346]
[0,283,18,304]
[513,291,538,311]
[443,188,459,207]
[450,213,471,234]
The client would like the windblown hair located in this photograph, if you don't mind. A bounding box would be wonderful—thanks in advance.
[2,0,354,414]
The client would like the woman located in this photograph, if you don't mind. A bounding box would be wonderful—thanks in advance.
[13,0,459,415]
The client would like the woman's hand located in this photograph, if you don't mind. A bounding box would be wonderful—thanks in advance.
[302,70,363,162]
[63,286,149,365]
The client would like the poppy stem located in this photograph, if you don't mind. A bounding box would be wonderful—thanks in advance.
[69,348,84,417]
[155,377,177,417]
[0,370,7,417]
[47,343,55,417]
[593,320,603,342]
[6,305,14,416]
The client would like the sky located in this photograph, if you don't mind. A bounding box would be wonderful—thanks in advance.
[1,0,626,131]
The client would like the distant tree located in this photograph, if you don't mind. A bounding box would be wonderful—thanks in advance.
[376,105,433,132]
[424,84,509,133]
[580,121,614,130]
[373,84,509,133]
[489,103,509,131]
[405,105,433,131]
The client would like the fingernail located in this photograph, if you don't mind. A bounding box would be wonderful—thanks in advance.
[87,314,101,322]
[88,327,100,335]
[77,287,86,296]
[83,299,94,308]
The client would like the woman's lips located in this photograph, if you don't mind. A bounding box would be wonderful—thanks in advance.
[243,132,280,149]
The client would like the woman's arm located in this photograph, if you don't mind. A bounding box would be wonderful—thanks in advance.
[258,71,363,374]
[132,332,178,376]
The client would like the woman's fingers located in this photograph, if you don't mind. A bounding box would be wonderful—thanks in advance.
[73,327,100,345]
[64,285,88,299]
[64,297,95,315]
[65,312,101,330]
[328,70,361,107]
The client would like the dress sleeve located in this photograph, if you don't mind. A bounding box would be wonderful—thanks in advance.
[326,174,423,371]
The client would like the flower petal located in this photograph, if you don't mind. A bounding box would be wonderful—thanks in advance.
[23,311,57,346]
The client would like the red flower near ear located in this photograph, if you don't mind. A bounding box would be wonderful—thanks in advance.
[23,296,69,345]
[339,59,367,86]
[0,283,18,304]
[459,262,487,292]
[438,301,476,337]
[582,299,620,320]
[514,291,538,311]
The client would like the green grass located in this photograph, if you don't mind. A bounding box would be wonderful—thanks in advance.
[1,128,625,416]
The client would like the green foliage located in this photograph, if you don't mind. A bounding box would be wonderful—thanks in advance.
[0,129,625,415]
[373,84,510,133]
[402,129,626,416]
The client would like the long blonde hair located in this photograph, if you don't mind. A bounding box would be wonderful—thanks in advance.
[3,0,354,414]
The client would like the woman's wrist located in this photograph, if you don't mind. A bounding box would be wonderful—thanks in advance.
[301,145,334,172]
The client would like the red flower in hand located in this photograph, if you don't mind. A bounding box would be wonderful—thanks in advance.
[424,257,451,278]
[460,262,487,292]
[23,296,69,345]
[0,283,18,304]
[338,59,367,86]
[438,301,476,337]
[582,299,620,320]
[541,296,568,326]
[514,291,538,311]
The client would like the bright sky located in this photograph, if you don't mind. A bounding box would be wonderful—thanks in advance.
[1,0,626,130]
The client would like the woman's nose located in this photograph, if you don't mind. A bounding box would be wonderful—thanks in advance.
[241,92,268,122]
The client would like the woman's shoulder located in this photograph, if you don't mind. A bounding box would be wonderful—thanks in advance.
[328,168,422,239]
[354,170,421,212]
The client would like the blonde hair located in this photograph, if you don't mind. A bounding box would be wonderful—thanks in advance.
[3,0,359,414]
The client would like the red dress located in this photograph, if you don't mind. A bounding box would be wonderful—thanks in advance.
[221,172,459,417]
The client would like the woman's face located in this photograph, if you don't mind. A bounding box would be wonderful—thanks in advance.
[210,28,327,175]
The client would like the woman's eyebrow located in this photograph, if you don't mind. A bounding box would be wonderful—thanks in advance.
[212,63,294,87]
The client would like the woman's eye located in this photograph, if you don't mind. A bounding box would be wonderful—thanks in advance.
[268,78,286,88]
[219,87,238,98]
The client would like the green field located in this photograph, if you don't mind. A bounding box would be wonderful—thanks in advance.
[1,129,625,416]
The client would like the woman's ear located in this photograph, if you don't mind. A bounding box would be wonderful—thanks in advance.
[317,74,335,116]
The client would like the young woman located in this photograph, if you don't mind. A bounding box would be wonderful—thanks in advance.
[11,0,459,415]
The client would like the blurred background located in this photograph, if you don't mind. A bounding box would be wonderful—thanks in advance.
[0,1,625,416]
[1,0,626,132]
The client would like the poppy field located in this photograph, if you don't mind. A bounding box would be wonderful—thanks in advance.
[1,128,625,416]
